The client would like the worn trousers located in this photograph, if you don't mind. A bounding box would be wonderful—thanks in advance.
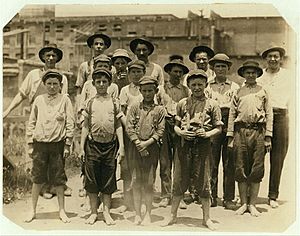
[268,109,289,200]
[210,131,235,200]
[159,118,177,199]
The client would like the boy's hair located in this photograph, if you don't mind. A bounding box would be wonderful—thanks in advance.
[186,69,208,86]
[92,68,112,83]
[42,69,63,83]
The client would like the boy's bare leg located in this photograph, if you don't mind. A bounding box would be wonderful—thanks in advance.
[248,183,261,217]
[103,194,115,225]
[85,192,98,225]
[132,186,142,225]
[236,182,248,215]
[202,197,217,231]
[141,187,153,226]
[118,180,131,213]
[24,183,43,223]
[161,195,181,227]
[56,185,71,223]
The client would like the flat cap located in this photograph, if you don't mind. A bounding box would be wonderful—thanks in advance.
[42,69,63,83]
[208,53,232,67]
[128,59,146,70]
[186,69,208,84]
[139,76,158,86]
[92,68,112,81]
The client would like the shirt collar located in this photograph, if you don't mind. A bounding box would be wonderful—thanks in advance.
[209,77,231,85]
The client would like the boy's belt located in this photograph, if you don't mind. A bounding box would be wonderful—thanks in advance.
[234,122,265,130]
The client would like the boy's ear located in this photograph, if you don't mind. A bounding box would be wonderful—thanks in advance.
[205,82,208,88]
[155,87,159,94]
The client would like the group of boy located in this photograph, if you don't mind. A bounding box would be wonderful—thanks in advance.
[3,32,291,230]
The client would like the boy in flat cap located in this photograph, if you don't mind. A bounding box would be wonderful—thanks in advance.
[162,69,222,230]
[3,43,71,199]
[25,69,75,223]
[183,45,215,86]
[156,59,190,208]
[111,48,132,91]
[75,33,111,95]
[227,60,273,216]
[129,37,164,86]
[207,53,239,209]
[257,45,291,208]
[126,76,165,225]
[80,68,125,225]
[118,59,146,213]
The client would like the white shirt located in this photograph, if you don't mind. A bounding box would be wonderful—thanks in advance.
[257,68,291,109]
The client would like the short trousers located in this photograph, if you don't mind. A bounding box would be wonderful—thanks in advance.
[31,141,67,186]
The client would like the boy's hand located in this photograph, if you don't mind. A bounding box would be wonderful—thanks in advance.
[265,136,272,153]
[139,149,149,157]
[28,143,33,158]
[227,137,234,148]
[79,150,86,164]
[64,145,71,158]
[196,128,207,138]
[136,141,149,152]
[116,146,125,163]
[180,129,196,141]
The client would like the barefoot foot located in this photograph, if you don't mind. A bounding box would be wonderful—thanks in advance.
[59,210,71,223]
[103,211,116,226]
[141,213,151,226]
[235,204,248,215]
[24,211,36,223]
[203,219,217,231]
[85,213,98,225]
[117,205,127,213]
[134,215,142,225]
[248,204,261,217]
[160,215,177,227]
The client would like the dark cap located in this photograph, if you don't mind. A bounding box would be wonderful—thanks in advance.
[189,45,215,62]
[238,60,263,78]
[186,69,208,84]
[42,69,63,83]
[92,68,112,81]
[94,54,111,64]
[39,43,63,63]
[129,38,155,55]
[139,76,158,86]
[164,59,189,74]
[128,59,146,71]
[87,33,111,49]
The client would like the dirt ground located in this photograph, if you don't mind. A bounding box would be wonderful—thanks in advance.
[1,147,299,235]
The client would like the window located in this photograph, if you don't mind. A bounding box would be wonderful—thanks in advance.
[98,24,107,32]
[15,53,21,59]
[27,53,35,59]
[70,24,78,32]
[56,25,64,33]
[4,37,10,46]
[16,34,22,45]
[28,34,36,45]
[45,25,50,32]
[113,24,122,32]
[3,53,9,57]
[127,31,137,37]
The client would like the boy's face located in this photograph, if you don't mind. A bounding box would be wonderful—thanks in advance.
[92,37,107,55]
[169,65,184,81]
[266,51,282,70]
[188,77,207,98]
[140,84,157,103]
[195,52,208,71]
[114,57,128,72]
[135,43,149,62]
[94,61,111,70]
[43,50,58,69]
[213,62,229,79]
[92,75,110,95]
[44,76,62,95]
[243,68,258,84]
[128,68,145,84]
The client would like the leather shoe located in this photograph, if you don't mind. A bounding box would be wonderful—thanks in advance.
[211,197,218,207]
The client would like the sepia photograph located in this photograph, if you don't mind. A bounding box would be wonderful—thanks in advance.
[1,1,299,235]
